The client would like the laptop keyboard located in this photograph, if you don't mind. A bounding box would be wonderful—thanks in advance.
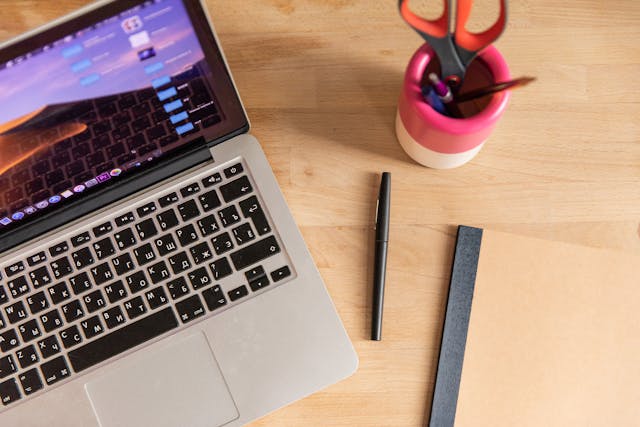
[0,161,293,407]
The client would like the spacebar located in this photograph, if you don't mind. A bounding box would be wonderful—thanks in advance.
[68,308,179,373]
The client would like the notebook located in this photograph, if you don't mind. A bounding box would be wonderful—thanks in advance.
[430,226,640,426]
[0,1,357,426]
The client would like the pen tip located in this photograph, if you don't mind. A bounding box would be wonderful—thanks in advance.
[517,76,537,86]
[428,73,440,84]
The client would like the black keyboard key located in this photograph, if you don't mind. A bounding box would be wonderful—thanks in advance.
[0,313,4,329]
[137,202,157,218]
[124,296,147,320]
[70,231,91,248]
[166,277,190,300]
[47,282,71,304]
[15,345,38,369]
[72,247,95,269]
[48,242,69,257]
[197,214,220,237]
[26,251,47,267]
[158,192,179,207]
[228,285,249,302]
[40,309,63,333]
[28,266,52,288]
[37,335,62,359]
[0,355,17,378]
[249,275,270,292]
[102,306,126,329]
[114,227,137,250]
[0,378,21,406]
[19,369,43,395]
[211,232,234,255]
[202,285,227,312]
[156,209,179,231]
[60,325,82,349]
[90,262,114,286]
[147,261,170,284]
[209,258,233,280]
[188,267,212,290]
[92,221,113,237]
[271,266,292,282]
[198,189,221,212]
[104,280,128,304]
[115,212,135,227]
[40,356,71,385]
[112,253,135,275]
[202,173,222,188]
[175,295,205,324]
[145,287,169,310]
[7,275,29,298]
[83,289,107,313]
[223,163,243,178]
[50,257,74,280]
[168,252,191,274]
[61,300,84,323]
[176,224,198,246]
[220,176,253,203]
[69,271,92,295]
[180,182,201,197]
[218,205,241,227]
[26,291,49,315]
[245,266,266,282]
[126,271,149,294]
[239,196,271,235]
[230,235,281,271]
[0,286,6,305]
[190,242,214,265]
[233,223,256,245]
[154,234,178,256]
[177,199,200,222]
[0,329,19,352]
[80,315,105,339]
[135,218,158,240]
[68,307,178,373]
[4,261,25,278]
[133,243,156,266]
[5,301,28,324]
[93,237,116,260]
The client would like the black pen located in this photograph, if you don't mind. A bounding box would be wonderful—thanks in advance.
[372,172,390,341]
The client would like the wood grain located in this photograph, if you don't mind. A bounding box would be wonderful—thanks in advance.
[1,0,639,425]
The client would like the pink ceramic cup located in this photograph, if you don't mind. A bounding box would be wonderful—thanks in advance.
[396,44,511,169]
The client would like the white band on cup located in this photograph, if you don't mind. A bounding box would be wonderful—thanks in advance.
[395,112,485,169]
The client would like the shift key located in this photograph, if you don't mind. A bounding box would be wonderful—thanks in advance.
[230,236,280,271]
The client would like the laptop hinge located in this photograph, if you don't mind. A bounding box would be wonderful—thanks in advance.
[0,143,212,254]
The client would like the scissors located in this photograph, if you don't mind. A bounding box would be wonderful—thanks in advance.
[398,0,507,87]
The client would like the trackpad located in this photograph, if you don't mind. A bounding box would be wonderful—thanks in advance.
[85,332,239,427]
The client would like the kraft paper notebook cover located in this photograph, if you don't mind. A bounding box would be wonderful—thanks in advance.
[430,226,640,427]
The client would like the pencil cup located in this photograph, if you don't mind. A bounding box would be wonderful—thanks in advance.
[395,44,511,169]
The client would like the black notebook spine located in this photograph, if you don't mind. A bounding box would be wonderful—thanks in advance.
[428,225,483,427]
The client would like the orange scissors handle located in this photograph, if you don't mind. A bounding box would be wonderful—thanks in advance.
[398,0,508,84]
[398,0,450,39]
[454,0,507,69]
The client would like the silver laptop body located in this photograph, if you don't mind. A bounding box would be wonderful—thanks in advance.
[0,1,358,426]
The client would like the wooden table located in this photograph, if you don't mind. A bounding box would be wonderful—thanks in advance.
[2,0,639,425]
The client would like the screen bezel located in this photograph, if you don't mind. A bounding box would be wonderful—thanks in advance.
[0,0,250,252]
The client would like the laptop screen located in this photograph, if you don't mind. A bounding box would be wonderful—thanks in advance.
[0,0,247,234]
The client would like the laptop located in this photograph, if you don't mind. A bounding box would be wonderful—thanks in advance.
[0,1,358,425]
